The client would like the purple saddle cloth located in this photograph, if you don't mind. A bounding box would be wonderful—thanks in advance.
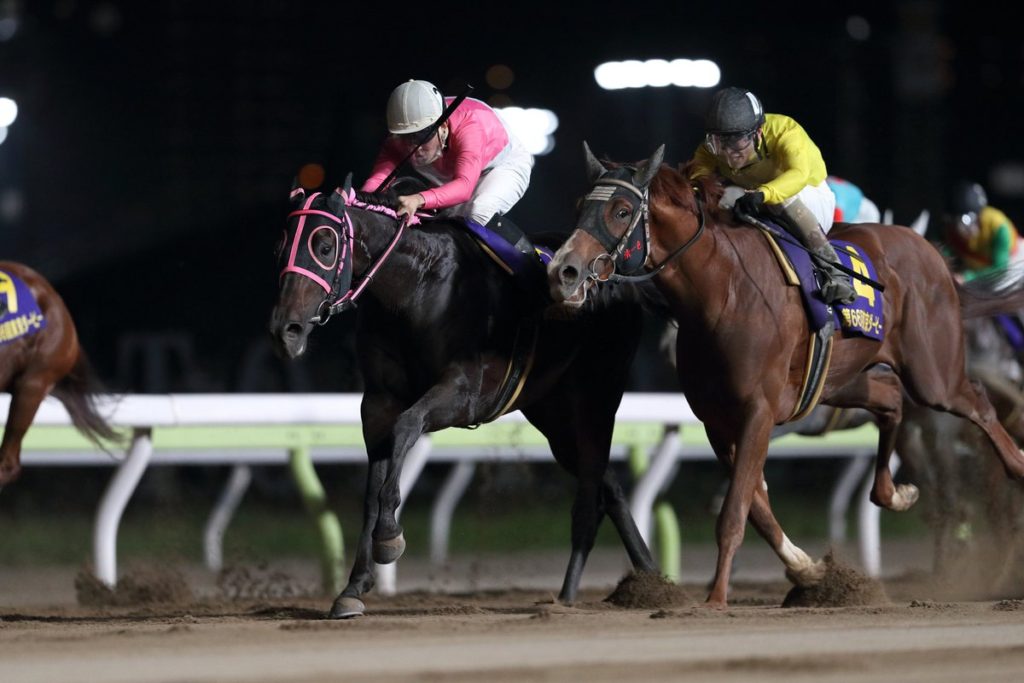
[0,269,47,346]
[762,220,884,341]
[461,219,553,275]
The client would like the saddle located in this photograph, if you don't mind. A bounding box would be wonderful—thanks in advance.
[755,219,885,421]
[458,215,554,304]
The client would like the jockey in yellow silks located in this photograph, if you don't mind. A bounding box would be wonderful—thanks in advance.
[689,87,856,305]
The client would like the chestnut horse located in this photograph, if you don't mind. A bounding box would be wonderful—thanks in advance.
[548,144,1024,607]
[0,261,118,488]
[269,178,663,618]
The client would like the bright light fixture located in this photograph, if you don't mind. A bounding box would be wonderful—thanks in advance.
[496,107,559,156]
[594,59,721,90]
[0,97,17,127]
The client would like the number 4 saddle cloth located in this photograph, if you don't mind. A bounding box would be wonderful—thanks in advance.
[0,269,47,346]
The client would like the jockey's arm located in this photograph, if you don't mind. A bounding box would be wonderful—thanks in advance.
[419,120,487,210]
[758,131,818,205]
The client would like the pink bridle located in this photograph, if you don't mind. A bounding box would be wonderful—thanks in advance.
[281,186,420,324]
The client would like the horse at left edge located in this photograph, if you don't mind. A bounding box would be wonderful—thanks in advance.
[0,261,119,488]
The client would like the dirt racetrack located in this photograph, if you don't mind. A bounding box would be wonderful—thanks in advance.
[3,545,1024,682]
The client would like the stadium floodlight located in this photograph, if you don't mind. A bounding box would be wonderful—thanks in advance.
[0,97,17,127]
[496,106,559,156]
[594,59,721,90]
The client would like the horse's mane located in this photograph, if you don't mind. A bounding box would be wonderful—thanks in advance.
[651,162,726,215]
[599,158,726,215]
[353,176,432,213]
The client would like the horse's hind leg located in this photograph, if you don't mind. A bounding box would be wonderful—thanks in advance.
[0,379,50,488]
[601,469,658,573]
[903,364,1024,481]
[525,400,616,604]
[828,365,916,510]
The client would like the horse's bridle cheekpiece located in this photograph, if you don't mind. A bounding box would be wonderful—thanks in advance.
[582,170,706,284]
[282,181,414,326]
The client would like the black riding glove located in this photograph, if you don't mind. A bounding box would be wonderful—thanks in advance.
[733,190,765,222]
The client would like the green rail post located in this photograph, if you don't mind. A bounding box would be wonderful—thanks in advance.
[629,441,682,582]
[288,446,344,595]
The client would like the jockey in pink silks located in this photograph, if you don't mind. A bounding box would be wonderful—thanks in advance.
[362,79,534,227]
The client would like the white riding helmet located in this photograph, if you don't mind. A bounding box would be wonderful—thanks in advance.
[386,80,444,134]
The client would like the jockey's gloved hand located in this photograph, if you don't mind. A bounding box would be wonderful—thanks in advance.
[733,190,765,222]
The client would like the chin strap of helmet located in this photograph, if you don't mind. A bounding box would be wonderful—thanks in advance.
[374,84,475,193]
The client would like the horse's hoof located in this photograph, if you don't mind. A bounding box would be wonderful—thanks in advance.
[329,596,365,619]
[785,559,826,587]
[372,533,406,564]
[890,483,919,511]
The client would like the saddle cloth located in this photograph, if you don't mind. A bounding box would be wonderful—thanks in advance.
[0,269,47,346]
[759,221,884,341]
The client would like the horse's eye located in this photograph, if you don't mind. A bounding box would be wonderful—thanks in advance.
[319,243,333,257]
[616,207,631,219]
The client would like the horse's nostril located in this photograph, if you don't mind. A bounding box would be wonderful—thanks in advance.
[284,322,303,339]
[559,265,579,285]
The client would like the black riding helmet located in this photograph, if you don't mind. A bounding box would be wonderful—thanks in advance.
[705,87,766,135]
[950,180,987,215]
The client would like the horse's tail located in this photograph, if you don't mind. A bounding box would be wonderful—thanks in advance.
[50,351,123,450]
[956,271,1024,319]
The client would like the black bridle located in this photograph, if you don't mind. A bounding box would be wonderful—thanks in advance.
[581,171,707,284]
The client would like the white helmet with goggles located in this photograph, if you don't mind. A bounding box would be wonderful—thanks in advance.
[386,80,444,135]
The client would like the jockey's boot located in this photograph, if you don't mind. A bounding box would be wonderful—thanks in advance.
[778,198,857,305]
[811,244,858,305]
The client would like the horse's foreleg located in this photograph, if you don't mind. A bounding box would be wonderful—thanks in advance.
[0,381,49,487]
[558,472,604,604]
[706,407,774,607]
[372,380,471,565]
[707,428,823,592]
[330,456,388,619]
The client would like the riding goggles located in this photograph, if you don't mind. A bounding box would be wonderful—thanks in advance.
[704,130,756,155]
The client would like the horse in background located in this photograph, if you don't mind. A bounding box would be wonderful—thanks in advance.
[548,145,1024,607]
[269,177,665,618]
[0,262,119,488]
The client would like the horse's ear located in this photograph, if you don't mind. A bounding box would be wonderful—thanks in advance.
[289,177,306,202]
[633,144,665,188]
[326,187,346,215]
[342,172,353,195]
[583,141,607,184]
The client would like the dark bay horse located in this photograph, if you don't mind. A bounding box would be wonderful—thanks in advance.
[268,178,662,618]
[0,261,118,488]
[547,145,1024,607]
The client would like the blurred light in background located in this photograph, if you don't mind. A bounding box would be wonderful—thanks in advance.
[0,126,7,146]
[846,16,871,41]
[0,188,23,221]
[990,162,1024,197]
[0,96,17,127]
[496,107,559,156]
[0,0,17,42]
[298,163,325,189]
[0,17,17,42]
[485,64,515,90]
[594,59,721,90]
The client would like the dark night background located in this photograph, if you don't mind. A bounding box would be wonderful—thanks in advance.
[2,0,1022,394]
